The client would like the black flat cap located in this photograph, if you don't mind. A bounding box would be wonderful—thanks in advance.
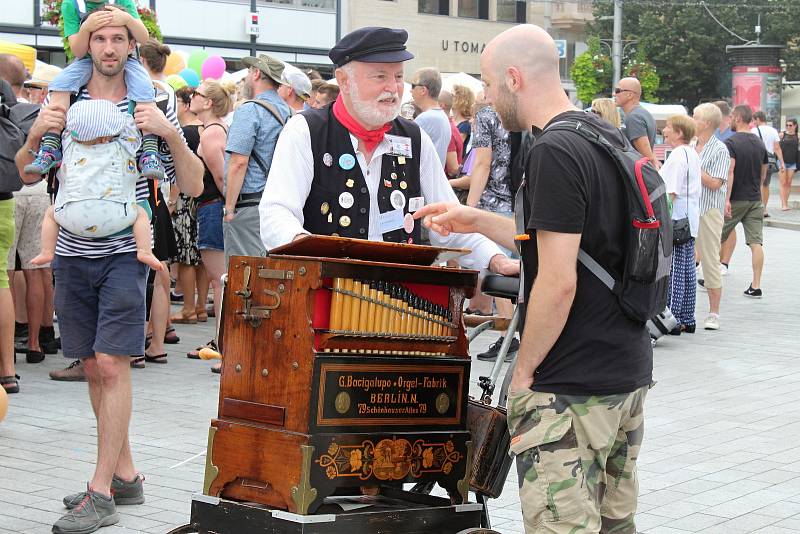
[329,27,414,67]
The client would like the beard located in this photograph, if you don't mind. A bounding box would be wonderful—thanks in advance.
[494,85,523,132]
[92,52,126,78]
[349,81,400,129]
[241,78,254,100]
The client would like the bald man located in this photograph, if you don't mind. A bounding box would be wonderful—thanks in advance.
[415,24,651,534]
[615,76,659,169]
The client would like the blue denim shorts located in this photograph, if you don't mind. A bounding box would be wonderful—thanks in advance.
[197,199,225,251]
[52,252,148,358]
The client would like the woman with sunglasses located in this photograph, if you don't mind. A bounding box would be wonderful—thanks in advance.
[779,118,799,211]
[188,80,233,371]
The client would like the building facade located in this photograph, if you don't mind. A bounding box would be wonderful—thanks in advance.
[1,0,590,84]
[345,0,592,90]
[1,0,337,71]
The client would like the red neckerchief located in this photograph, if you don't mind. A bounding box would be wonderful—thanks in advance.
[332,95,392,153]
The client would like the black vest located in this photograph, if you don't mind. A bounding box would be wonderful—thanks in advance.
[301,105,423,243]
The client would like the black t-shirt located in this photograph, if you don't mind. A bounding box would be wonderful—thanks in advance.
[780,133,798,165]
[520,111,652,396]
[724,132,768,202]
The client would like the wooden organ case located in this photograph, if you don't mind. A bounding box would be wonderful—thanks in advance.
[203,236,479,515]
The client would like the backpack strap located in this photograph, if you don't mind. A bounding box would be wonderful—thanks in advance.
[239,99,286,177]
[244,99,286,126]
[576,249,615,291]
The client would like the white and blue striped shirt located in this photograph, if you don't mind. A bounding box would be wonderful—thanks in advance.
[696,135,730,216]
[50,85,183,258]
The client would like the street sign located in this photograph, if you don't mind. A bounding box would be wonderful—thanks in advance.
[554,39,567,59]
[245,13,260,36]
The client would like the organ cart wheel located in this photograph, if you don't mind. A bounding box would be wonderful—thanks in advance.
[165,525,198,534]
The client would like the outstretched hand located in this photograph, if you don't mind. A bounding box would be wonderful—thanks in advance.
[413,202,482,237]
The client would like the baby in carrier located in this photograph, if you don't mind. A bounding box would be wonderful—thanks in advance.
[31,99,162,271]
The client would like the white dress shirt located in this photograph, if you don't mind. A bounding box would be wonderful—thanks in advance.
[259,114,504,271]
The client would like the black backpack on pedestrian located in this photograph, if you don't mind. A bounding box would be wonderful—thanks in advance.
[543,118,673,323]
[0,101,40,193]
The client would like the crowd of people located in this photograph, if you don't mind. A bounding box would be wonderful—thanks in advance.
[589,85,786,334]
[0,4,794,533]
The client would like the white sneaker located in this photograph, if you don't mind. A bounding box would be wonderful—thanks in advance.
[704,314,720,330]
[720,264,729,276]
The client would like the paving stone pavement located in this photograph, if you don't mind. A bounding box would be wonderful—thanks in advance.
[1,223,798,534]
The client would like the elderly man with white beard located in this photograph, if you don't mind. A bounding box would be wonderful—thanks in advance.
[259,27,517,275]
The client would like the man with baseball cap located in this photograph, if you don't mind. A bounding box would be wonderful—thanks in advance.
[223,53,291,263]
[259,27,517,277]
[279,67,312,112]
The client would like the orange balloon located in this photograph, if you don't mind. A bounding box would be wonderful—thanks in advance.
[164,52,186,76]
[0,385,7,422]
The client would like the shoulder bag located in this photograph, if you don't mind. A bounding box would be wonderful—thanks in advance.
[672,148,692,245]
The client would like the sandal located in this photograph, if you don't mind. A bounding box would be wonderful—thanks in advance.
[0,374,20,394]
[130,356,145,369]
[195,308,208,322]
[188,340,218,359]
[145,334,152,350]
[144,353,168,364]
[170,310,197,324]
[164,326,180,344]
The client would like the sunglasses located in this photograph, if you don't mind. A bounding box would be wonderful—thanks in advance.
[590,108,600,115]
[614,88,634,94]
[787,123,797,127]
[191,90,208,99]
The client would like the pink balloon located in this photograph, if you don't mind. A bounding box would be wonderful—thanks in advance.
[201,55,226,80]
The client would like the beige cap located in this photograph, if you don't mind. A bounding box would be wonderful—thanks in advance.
[241,53,285,86]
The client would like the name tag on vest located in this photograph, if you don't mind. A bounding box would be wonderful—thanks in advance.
[379,208,405,233]
[385,134,413,157]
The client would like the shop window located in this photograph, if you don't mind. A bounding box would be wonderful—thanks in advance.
[497,0,525,23]
[419,0,449,15]
[459,0,488,19]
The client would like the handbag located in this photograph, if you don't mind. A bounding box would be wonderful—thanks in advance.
[466,399,513,498]
[672,148,692,246]
[757,126,780,174]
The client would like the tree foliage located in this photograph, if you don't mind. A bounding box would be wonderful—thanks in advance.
[571,37,612,104]
[624,49,659,103]
[571,36,660,104]
[589,0,800,107]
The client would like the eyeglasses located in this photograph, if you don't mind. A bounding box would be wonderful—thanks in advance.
[411,83,424,89]
[191,90,208,99]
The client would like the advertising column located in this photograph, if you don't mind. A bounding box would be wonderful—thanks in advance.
[726,44,784,129]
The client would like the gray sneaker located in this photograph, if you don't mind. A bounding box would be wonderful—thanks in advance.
[63,474,144,509]
[52,487,119,534]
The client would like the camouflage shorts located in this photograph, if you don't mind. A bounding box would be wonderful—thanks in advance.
[506,385,649,534]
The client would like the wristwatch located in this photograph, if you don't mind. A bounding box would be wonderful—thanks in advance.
[222,206,229,217]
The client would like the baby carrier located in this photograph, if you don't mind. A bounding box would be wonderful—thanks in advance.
[53,99,141,237]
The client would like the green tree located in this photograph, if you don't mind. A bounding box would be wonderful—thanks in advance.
[589,0,800,107]
[624,49,659,103]
[571,36,612,104]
